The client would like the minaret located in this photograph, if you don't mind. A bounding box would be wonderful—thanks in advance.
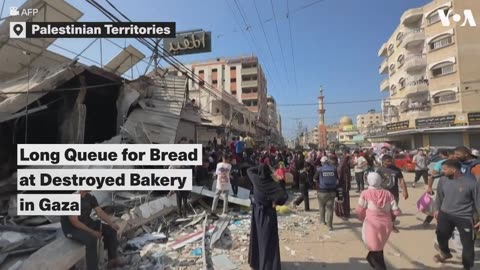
[318,86,326,125]
[318,86,327,149]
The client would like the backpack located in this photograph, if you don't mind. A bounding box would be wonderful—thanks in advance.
[461,159,480,179]
[319,164,338,189]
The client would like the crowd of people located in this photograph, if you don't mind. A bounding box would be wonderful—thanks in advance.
[59,134,480,270]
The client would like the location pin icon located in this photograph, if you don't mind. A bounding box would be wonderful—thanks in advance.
[13,24,23,36]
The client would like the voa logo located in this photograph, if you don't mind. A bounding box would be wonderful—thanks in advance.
[439,9,477,27]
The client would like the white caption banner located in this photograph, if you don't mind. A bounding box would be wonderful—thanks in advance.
[17,144,202,166]
[17,169,193,191]
[18,194,81,216]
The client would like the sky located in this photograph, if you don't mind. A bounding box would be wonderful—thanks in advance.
[3,0,431,139]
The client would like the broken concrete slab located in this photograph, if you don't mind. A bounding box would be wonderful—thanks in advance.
[211,254,237,270]
[126,233,167,249]
[211,182,250,199]
[118,195,178,236]
[210,215,232,248]
[169,225,216,250]
[191,186,251,207]
[18,236,85,270]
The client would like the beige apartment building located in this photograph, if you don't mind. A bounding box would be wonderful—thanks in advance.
[379,0,480,149]
[356,110,382,133]
[267,96,283,144]
[176,56,271,144]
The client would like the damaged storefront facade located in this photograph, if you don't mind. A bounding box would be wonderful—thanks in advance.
[0,63,201,214]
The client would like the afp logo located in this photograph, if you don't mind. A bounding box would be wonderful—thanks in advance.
[439,9,477,27]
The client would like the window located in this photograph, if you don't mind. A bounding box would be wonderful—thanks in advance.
[242,75,258,81]
[199,70,204,74]
[388,44,394,55]
[396,32,404,47]
[230,78,236,83]
[389,64,395,75]
[212,68,217,73]
[231,90,237,95]
[390,85,397,95]
[243,100,258,106]
[212,80,218,85]
[397,54,405,68]
[430,35,453,51]
[361,121,364,124]
[230,66,236,71]
[399,78,406,89]
[433,91,456,104]
[428,8,449,25]
[431,62,455,77]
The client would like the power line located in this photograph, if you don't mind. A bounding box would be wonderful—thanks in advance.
[92,0,251,115]
[253,0,283,87]
[293,0,326,13]
[1,82,124,95]
[229,0,278,90]
[277,89,480,106]
[279,99,383,106]
[270,0,290,89]
[286,0,298,92]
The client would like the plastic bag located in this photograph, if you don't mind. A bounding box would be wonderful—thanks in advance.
[417,192,435,216]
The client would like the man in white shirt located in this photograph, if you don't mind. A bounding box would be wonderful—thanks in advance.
[212,154,231,215]
[353,150,368,192]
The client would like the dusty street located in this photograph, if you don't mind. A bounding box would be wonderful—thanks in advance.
[268,172,480,270]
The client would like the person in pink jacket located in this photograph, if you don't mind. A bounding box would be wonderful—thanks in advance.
[356,172,401,269]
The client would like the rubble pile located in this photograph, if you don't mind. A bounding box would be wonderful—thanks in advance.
[114,208,252,270]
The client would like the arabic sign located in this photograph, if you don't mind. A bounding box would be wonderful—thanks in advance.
[415,115,456,129]
[386,120,410,131]
[353,134,365,142]
[164,31,211,56]
[468,112,480,125]
[366,125,387,138]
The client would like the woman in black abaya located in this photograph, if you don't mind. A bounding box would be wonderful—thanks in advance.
[247,164,288,270]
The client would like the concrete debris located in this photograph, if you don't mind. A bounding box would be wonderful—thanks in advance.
[170,225,216,250]
[210,215,232,248]
[211,254,237,270]
[191,186,251,207]
[126,233,168,250]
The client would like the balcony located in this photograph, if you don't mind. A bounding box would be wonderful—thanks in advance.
[380,78,389,92]
[399,91,431,114]
[405,78,429,92]
[379,59,388,74]
[404,54,427,73]
[242,67,258,75]
[401,7,424,26]
[241,92,258,100]
[242,79,258,88]
[378,43,387,57]
[403,29,425,49]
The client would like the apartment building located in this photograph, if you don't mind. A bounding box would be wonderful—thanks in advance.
[267,96,283,144]
[356,110,382,133]
[176,56,272,144]
[378,0,480,149]
[226,56,268,126]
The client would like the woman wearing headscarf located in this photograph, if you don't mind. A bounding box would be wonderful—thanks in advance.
[247,164,288,270]
[335,152,352,219]
[356,172,401,270]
